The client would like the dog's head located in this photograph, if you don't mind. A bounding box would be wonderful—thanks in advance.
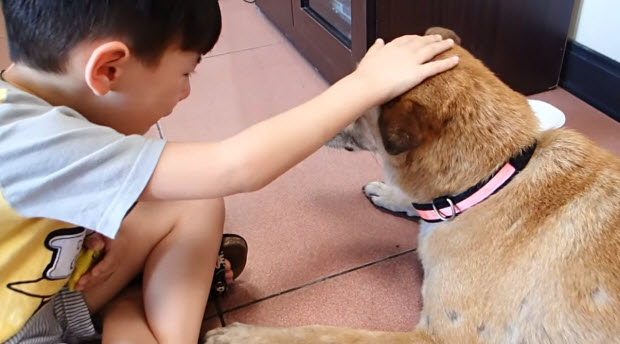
[328,28,539,201]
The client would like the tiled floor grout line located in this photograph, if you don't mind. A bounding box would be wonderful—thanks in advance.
[219,248,418,317]
[205,41,286,60]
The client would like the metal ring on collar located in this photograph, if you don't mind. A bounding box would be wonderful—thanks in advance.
[432,197,457,222]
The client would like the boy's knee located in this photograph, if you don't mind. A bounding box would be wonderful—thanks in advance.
[176,198,225,235]
[187,198,225,220]
[120,199,226,248]
[207,197,225,214]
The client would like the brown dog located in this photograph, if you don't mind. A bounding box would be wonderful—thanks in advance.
[205,28,620,343]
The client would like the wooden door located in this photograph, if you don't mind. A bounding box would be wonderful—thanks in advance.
[255,0,294,36]
[374,0,575,94]
[257,0,372,84]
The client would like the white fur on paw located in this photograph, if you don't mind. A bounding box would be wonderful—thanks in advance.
[204,323,260,344]
[363,181,418,217]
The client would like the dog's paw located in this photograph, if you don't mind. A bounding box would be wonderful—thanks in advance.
[363,181,418,217]
[204,323,262,344]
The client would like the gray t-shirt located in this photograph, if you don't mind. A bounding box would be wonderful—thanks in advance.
[0,80,166,238]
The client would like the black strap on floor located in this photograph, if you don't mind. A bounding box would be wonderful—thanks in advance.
[213,296,227,327]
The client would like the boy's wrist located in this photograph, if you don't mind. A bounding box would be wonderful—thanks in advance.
[338,72,389,108]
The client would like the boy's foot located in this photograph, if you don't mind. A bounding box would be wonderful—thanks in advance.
[222,259,233,284]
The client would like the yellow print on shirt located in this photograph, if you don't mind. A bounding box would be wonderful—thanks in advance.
[1,189,86,341]
[7,227,86,300]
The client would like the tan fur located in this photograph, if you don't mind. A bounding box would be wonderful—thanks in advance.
[206,28,620,344]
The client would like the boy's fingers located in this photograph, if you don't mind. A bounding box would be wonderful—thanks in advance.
[417,34,443,45]
[84,233,105,251]
[420,56,459,79]
[91,256,113,277]
[400,34,443,51]
[392,34,440,46]
[75,275,89,291]
[416,39,455,63]
[76,277,87,288]
[75,266,112,291]
[366,38,385,55]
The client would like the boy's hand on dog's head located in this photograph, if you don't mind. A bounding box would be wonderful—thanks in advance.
[354,34,459,105]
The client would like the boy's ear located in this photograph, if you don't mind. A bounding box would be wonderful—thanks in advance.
[85,41,131,96]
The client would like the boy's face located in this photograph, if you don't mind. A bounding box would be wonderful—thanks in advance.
[105,47,200,135]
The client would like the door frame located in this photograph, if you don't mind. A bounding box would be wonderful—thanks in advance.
[291,0,371,83]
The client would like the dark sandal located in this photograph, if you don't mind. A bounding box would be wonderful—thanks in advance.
[211,234,248,296]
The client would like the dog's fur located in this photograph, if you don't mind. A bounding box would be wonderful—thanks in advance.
[206,28,620,343]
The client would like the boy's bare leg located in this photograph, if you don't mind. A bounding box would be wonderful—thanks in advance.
[101,285,157,344]
[143,198,225,343]
[83,198,226,343]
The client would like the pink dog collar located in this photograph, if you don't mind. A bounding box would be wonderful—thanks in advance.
[412,142,537,223]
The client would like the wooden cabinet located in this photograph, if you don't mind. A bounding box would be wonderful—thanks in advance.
[256,0,575,95]
[257,0,372,83]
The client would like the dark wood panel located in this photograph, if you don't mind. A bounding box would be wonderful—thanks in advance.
[351,0,372,64]
[292,2,354,83]
[257,0,369,84]
[375,0,575,94]
[255,0,294,37]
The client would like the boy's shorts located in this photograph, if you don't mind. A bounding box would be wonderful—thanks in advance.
[3,288,99,344]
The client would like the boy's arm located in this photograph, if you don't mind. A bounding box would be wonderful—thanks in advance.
[140,35,458,201]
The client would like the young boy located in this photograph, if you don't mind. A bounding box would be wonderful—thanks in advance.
[0,1,458,343]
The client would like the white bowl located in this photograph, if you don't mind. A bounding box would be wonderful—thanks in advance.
[528,99,566,131]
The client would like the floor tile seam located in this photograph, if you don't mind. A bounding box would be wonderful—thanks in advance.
[220,248,418,316]
[204,41,286,60]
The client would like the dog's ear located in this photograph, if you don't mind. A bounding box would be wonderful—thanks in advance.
[425,27,462,45]
[379,99,424,155]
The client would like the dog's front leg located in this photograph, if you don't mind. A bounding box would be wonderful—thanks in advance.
[205,323,438,344]
[363,181,419,217]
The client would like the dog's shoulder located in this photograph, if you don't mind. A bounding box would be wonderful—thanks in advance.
[536,128,620,176]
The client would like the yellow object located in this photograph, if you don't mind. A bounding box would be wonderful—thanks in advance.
[67,248,102,291]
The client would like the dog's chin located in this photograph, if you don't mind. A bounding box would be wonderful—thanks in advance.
[326,133,376,153]
[326,143,357,152]
[326,138,363,152]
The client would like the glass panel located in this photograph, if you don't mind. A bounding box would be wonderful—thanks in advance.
[306,0,352,43]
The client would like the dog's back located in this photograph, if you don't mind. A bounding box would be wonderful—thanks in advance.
[414,126,620,343]
[537,130,620,341]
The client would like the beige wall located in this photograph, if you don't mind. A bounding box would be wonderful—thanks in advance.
[568,0,620,63]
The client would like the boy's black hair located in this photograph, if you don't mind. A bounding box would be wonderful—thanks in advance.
[1,0,221,73]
